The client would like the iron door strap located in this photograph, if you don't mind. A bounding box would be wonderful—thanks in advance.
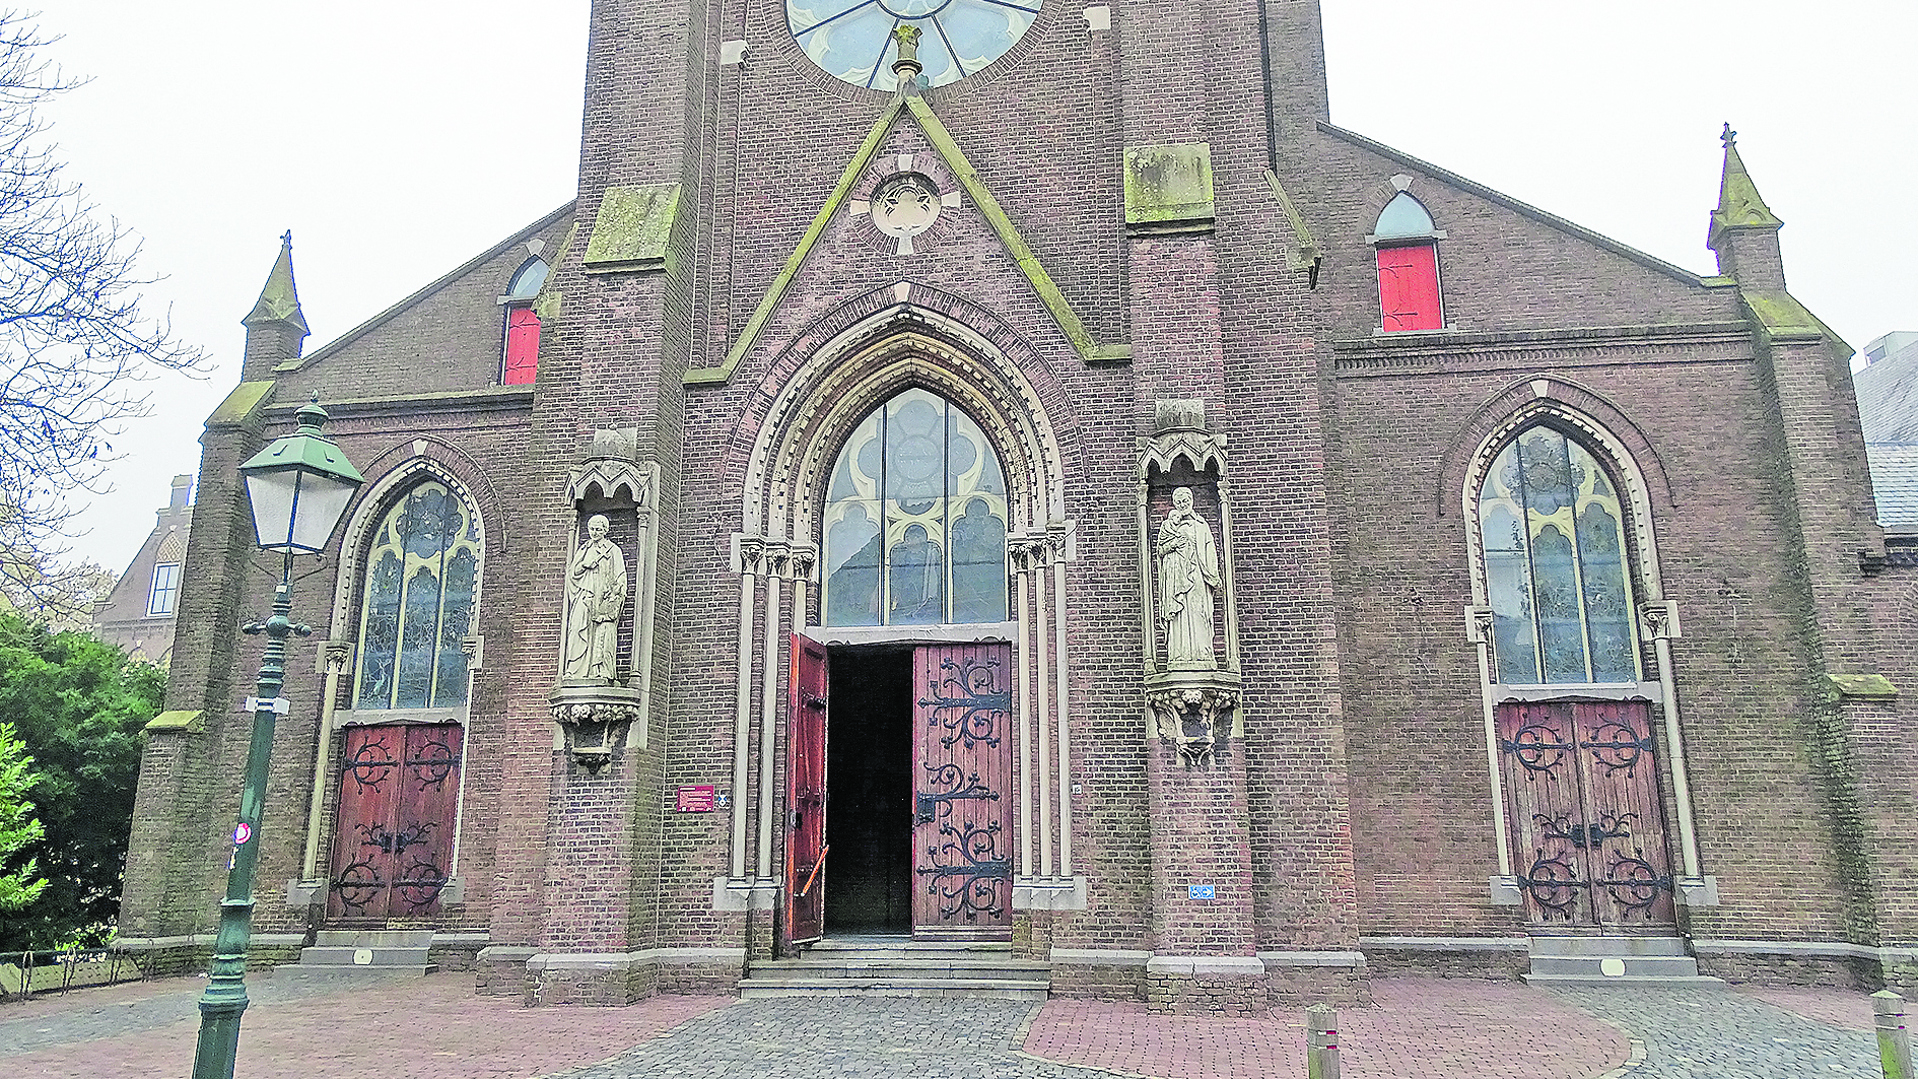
[915,762,999,823]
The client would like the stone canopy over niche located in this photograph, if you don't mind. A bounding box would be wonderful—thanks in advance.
[549,428,661,770]
[1137,400,1242,767]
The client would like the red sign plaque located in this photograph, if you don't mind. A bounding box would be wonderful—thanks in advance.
[675,785,717,812]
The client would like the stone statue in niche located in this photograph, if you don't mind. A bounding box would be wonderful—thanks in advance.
[1156,487,1220,669]
[561,513,628,681]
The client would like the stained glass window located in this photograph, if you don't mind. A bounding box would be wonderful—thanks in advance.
[354,480,483,709]
[1478,428,1640,684]
[822,388,1008,625]
[788,0,1043,90]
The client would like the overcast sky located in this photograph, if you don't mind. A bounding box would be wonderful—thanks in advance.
[28,1,1918,572]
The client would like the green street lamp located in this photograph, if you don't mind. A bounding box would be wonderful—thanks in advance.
[192,397,363,1079]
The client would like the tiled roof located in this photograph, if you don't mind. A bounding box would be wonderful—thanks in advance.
[1867,443,1918,527]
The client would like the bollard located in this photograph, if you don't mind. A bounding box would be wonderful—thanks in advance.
[1306,1003,1340,1079]
[1877,991,1914,1079]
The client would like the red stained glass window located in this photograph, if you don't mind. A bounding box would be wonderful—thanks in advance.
[1377,242,1442,332]
[503,306,539,385]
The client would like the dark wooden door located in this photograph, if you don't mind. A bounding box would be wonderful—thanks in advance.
[784,634,829,950]
[327,723,463,921]
[911,643,1014,939]
[1497,700,1676,928]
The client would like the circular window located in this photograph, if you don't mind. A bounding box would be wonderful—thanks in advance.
[788,0,1043,90]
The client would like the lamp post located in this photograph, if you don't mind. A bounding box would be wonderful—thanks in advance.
[192,397,363,1079]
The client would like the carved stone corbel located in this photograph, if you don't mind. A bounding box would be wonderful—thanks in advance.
[1638,600,1681,642]
[549,685,644,772]
[320,640,354,677]
[1146,673,1242,768]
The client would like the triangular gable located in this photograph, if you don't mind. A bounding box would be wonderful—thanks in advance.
[683,94,1125,386]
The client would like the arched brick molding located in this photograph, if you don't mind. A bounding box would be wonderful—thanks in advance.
[1438,375,1675,519]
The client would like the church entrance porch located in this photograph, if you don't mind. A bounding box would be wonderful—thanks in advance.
[783,637,1014,956]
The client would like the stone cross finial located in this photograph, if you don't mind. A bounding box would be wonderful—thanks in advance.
[1720,122,1736,148]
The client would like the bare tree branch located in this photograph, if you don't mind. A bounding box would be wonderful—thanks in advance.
[0,11,207,618]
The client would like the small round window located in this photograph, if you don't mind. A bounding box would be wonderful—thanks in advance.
[789,0,1043,90]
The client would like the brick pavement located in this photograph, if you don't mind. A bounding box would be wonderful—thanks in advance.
[1025,978,1632,1079]
[0,972,1896,1079]
[1,971,726,1079]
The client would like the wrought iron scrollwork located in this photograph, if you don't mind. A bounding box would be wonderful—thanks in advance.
[1535,811,1637,849]
[1595,853,1672,914]
[354,820,437,857]
[1580,719,1654,774]
[1500,721,1572,774]
[394,859,450,911]
[916,818,1011,920]
[344,738,398,793]
[915,762,1000,823]
[331,860,384,916]
[1517,851,1583,918]
[919,656,1009,749]
[408,737,458,788]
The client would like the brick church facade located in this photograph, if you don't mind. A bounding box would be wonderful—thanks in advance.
[119,1,1918,1007]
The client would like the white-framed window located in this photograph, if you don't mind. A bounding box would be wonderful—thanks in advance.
[148,562,181,616]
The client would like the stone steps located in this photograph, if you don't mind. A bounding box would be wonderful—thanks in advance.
[739,935,1048,1000]
[1522,935,1722,985]
[292,930,436,977]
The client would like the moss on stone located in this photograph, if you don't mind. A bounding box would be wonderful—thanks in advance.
[205,381,275,429]
[1124,143,1215,228]
[1825,673,1899,701]
[583,183,681,270]
[143,710,205,734]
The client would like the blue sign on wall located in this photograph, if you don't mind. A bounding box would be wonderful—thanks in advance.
[1188,884,1216,901]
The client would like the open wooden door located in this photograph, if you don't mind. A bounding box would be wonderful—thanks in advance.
[911,643,1014,939]
[784,634,829,951]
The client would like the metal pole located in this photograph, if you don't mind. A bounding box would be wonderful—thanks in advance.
[1877,990,1913,1079]
[192,556,309,1079]
[1306,1003,1340,1079]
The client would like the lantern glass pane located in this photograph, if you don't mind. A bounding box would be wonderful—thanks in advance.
[244,471,301,550]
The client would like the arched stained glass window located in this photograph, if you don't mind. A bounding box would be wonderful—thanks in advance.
[355,480,483,709]
[1478,427,1640,685]
[822,388,1008,626]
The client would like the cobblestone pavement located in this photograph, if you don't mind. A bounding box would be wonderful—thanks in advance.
[554,996,1119,1079]
[1545,983,1881,1078]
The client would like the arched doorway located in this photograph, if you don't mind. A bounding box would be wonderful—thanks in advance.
[791,386,1016,942]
